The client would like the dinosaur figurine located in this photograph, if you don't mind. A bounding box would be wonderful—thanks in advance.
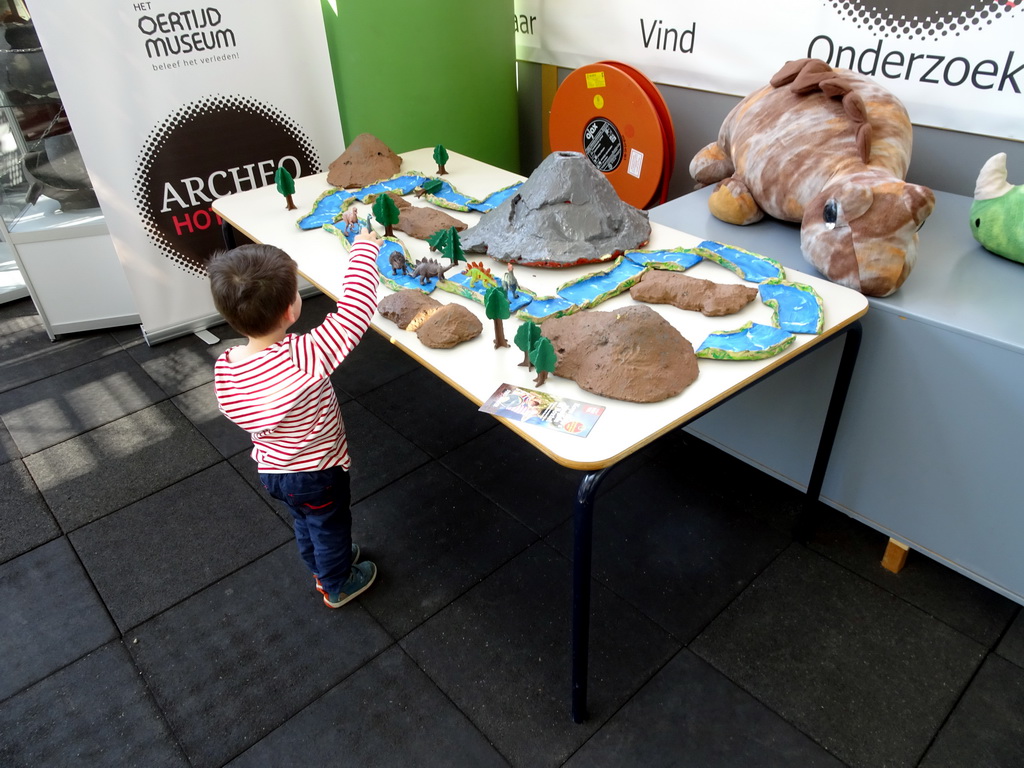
[388,250,409,276]
[502,262,520,301]
[970,153,1024,265]
[690,58,935,297]
[462,261,498,290]
[411,257,447,285]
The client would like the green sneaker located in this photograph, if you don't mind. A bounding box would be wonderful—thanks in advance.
[323,561,377,609]
[314,543,361,595]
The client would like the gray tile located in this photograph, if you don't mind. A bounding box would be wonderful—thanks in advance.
[126,322,243,398]
[995,608,1024,668]
[0,295,37,325]
[0,309,123,394]
[69,462,290,631]
[0,460,59,565]
[353,462,536,636]
[0,419,18,465]
[0,351,167,455]
[344,400,431,501]
[692,545,987,768]
[402,543,680,766]
[441,427,584,536]
[130,544,392,768]
[359,366,497,458]
[0,538,116,700]
[228,646,506,767]
[807,505,1018,647]
[566,649,844,768]
[548,457,791,642]
[25,401,222,532]
[920,653,1024,768]
[172,381,252,457]
[110,321,147,349]
[651,430,806,533]
[228,450,286,524]
[333,326,420,398]
[0,640,187,767]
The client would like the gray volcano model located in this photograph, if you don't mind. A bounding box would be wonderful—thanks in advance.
[460,151,651,268]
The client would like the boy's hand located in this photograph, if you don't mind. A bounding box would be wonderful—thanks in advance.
[353,228,382,246]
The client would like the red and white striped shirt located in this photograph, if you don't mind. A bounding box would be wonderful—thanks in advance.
[214,241,380,473]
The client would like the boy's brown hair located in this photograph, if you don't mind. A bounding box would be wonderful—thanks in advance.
[208,244,298,337]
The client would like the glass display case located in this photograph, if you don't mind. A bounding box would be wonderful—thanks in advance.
[0,1,138,336]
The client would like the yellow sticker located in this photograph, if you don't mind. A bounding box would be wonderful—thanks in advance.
[585,71,606,89]
[593,94,604,109]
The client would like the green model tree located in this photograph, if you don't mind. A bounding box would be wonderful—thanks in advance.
[437,226,466,268]
[416,177,444,198]
[426,226,450,253]
[275,166,297,210]
[484,285,511,349]
[514,320,541,369]
[372,193,401,238]
[530,336,557,387]
[433,144,449,175]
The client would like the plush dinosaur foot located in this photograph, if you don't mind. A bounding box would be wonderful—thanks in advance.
[689,142,735,187]
[708,178,764,226]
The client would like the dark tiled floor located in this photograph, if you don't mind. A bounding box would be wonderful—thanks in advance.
[2,293,1023,768]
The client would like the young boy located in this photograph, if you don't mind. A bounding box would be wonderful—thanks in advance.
[209,229,382,608]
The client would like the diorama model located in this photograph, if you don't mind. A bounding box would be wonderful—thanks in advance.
[341,205,359,234]
[275,166,297,211]
[460,150,651,267]
[690,57,935,297]
[433,144,449,175]
[295,131,834,403]
[371,192,400,238]
[514,320,541,370]
[483,285,511,349]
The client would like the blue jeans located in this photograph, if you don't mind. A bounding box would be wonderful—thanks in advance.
[260,466,353,595]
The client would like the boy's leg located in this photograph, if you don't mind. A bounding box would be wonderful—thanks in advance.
[300,467,354,595]
[264,466,353,594]
[260,472,327,578]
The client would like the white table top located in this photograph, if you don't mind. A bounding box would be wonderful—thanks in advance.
[213,147,868,470]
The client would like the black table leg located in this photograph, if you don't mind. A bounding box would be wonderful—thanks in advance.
[571,466,611,723]
[220,219,238,250]
[568,320,862,722]
[794,320,863,540]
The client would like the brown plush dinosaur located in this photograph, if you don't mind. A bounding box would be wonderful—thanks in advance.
[690,58,935,297]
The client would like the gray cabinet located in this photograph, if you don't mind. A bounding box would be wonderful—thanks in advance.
[0,9,137,336]
[652,187,1024,604]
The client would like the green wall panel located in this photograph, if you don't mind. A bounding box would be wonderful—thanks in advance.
[320,1,519,173]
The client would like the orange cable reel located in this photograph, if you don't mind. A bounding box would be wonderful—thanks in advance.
[549,61,674,209]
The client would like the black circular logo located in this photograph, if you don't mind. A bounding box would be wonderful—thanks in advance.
[133,94,320,276]
[827,0,1020,39]
[582,117,623,173]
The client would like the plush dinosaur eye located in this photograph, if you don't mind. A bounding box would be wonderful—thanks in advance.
[974,218,982,228]
[823,199,839,230]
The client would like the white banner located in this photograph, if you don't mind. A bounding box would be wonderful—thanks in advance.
[514,0,1024,140]
[30,1,344,343]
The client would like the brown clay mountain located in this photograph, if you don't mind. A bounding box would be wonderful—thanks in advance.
[327,133,402,188]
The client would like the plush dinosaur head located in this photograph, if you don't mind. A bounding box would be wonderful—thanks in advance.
[970,153,1024,265]
[801,170,935,297]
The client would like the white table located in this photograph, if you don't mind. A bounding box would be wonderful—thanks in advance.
[213,147,868,720]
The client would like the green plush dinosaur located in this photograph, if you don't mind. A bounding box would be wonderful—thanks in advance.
[970,153,1024,265]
